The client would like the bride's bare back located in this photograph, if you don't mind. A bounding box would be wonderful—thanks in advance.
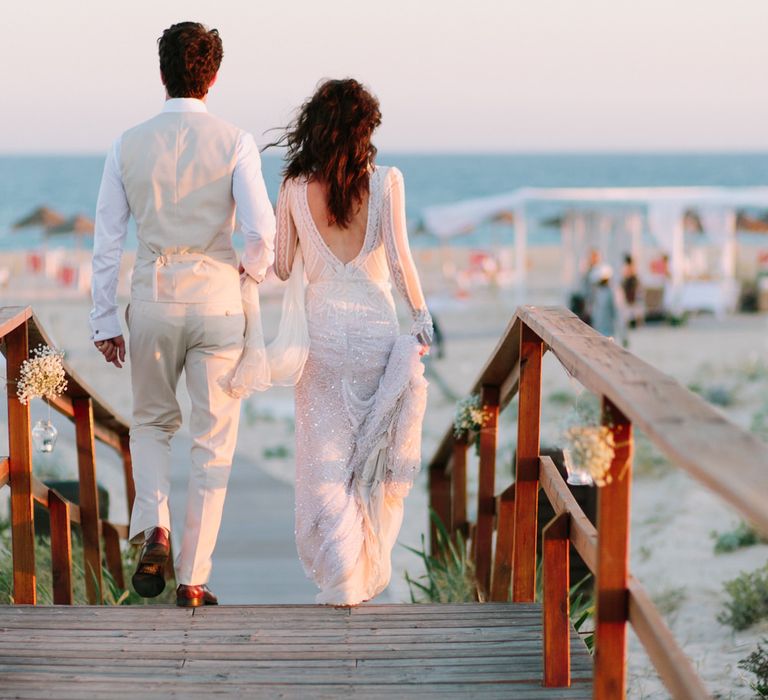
[306,179,369,264]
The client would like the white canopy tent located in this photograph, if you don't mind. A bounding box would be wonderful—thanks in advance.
[420,186,768,315]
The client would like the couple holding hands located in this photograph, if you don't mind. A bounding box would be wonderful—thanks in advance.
[90,22,432,608]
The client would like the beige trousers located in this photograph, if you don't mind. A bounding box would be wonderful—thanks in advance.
[127,299,245,586]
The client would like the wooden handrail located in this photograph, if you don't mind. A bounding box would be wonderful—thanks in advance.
[425,305,765,699]
[517,306,768,533]
[0,305,134,606]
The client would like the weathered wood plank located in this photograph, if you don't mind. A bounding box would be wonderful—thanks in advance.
[48,489,73,605]
[593,398,632,700]
[539,456,598,573]
[6,319,36,605]
[628,577,710,699]
[490,484,514,601]
[428,459,452,554]
[73,397,103,605]
[512,323,543,603]
[517,305,768,535]
[102,521,125,589]
[0,603,592,698]
[120,434,135,514]
[543,512,571,687]
[475,384,500,598]
[450,433,468,538]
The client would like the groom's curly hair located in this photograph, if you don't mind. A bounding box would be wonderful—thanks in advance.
[274,79,382,228]
[158,22,223,99]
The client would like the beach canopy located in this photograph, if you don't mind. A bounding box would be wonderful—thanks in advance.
[420,186,768,314]
[46,214,95,236]
[12,206,66,230]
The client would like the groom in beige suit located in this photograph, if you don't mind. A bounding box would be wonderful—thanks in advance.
[90,22,275,606]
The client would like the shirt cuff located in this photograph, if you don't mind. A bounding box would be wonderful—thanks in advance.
[90,312,123,342]
[241,250,272,284]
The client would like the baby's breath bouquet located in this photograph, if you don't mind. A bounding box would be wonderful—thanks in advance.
[17,345,68,405]
[454,394,492,454]
[561,395,616,487]
[16,345,68,454]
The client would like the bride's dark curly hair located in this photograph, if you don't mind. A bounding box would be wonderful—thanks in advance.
[273,79,382,228]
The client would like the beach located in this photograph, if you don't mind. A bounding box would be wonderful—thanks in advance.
[1,244,767,697]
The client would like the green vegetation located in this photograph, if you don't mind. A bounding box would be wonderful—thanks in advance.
[263,445,291,460]
[651,586,687,622]
[736,357,768,383]
[739,638,768,698]
[687,381,740,407]
[547,390,576,406]
[0,523,174,605]
[717,563,768,631]
[751,404,768,444]
[404,510,595,651]
[712,522,766,554]
[633,430,671,478]
[404,511,479,603]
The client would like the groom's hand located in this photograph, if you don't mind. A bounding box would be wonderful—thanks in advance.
[94,335,126,368]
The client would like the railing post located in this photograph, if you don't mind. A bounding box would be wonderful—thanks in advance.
[475,384,500,599]
[120,433,135,515]
[450,433,468,540]
[102,522,125,590]
[49,490,73,605]
[428,462,451,555]
[543,512,571,687]
[73,397,103,604]
[512,324,543,602]
[6,320,36,604]
[490,483,515,601]
[594,397,633,700]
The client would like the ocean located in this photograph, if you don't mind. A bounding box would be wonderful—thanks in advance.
[1,152,767,251]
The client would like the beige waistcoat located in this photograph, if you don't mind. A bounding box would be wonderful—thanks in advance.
[120,111,242,303]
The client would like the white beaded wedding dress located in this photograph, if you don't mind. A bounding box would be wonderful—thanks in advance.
[274,165,432,605]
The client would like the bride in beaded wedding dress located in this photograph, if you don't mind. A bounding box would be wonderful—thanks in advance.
[271,79,433,606]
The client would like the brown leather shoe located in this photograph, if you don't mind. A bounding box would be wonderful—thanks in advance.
[176,584,218,608]
[131,527,170,598]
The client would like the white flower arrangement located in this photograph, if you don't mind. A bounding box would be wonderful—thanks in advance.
[16,345,68,405]
[560,394,617,487]
[563,424,616,486]
[453,394,492,452]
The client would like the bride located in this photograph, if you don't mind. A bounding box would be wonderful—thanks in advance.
[271,78,433,605]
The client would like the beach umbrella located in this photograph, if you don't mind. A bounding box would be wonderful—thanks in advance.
[46,214,95,236]
[12,206,66,229]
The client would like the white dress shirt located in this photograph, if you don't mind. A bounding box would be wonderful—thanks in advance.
[89,98,276,341]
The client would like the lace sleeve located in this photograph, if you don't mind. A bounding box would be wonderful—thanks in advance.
[382,167,433,345]
[274,179,298,281]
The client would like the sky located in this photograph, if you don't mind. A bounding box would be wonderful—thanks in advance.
[5,0,768,153]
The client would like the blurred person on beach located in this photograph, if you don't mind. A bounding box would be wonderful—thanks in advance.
[89,22,275,607]
[270,79,433,605]
[621,253,644,328]
[589,264,628,346]
[571,247,601,323]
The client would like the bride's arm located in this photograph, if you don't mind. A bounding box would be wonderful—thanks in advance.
[274,179,298,281]
[382,167,433,345]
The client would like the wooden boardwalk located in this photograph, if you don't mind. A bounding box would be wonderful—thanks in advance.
[0,603,592,699]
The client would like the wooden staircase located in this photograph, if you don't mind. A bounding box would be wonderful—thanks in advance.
[2,304,768,698]
[0,603,592,699]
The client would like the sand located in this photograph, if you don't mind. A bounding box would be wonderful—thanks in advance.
[1,248,767,698]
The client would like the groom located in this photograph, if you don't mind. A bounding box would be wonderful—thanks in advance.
[90,22,275,606]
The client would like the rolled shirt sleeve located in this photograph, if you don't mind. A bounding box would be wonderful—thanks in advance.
[89,138,130,341]
[233,132,276,282]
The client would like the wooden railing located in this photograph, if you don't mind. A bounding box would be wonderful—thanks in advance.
[427,305,768,699]
[1,306,134,605]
